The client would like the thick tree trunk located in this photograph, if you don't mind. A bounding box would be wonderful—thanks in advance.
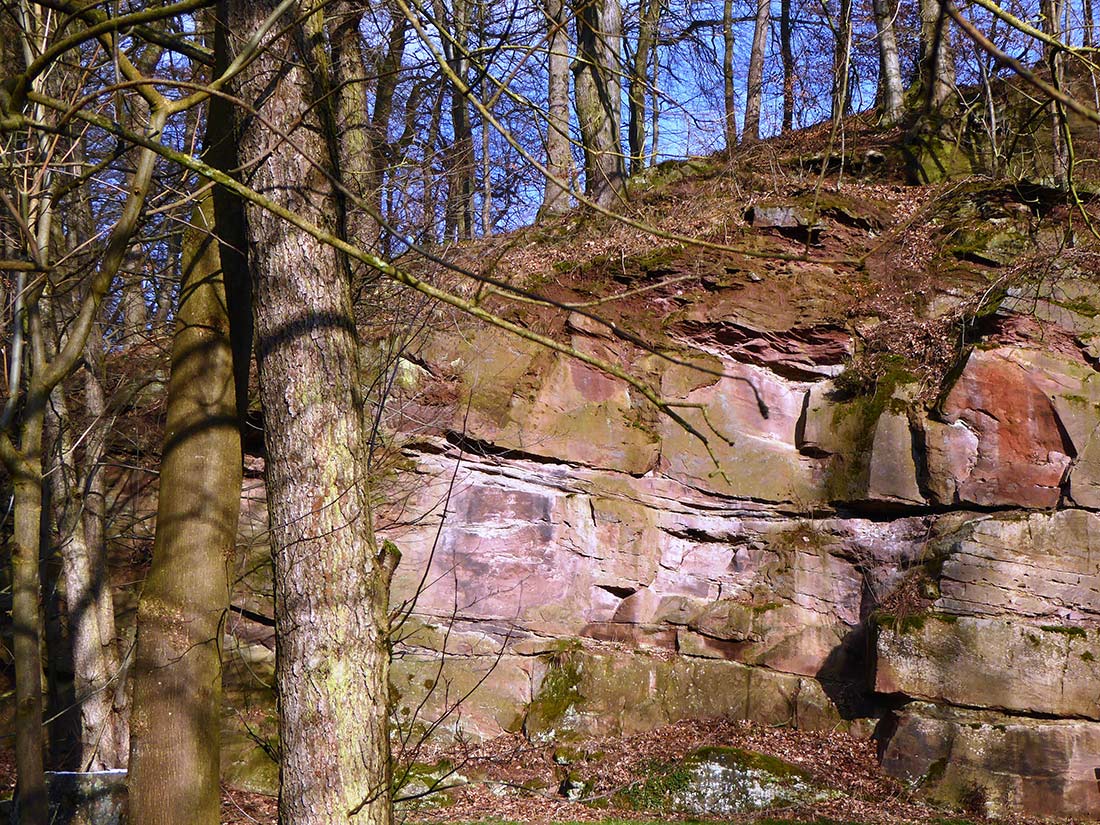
[128,13,248,820]
[541,0,574,216]
[918,0,955,110]
[743,0,770,143]
[573,0,626,207]
[227,2,397,823]
[127,189,242,825]
[872,0,904,125]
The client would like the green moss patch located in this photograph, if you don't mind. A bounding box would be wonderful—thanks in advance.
[523,653,584,741]
[613,760,694,810]
[823,359,917,501]
[394,760,466,809]
[1039,625,1088,639]
[613,746,831,815]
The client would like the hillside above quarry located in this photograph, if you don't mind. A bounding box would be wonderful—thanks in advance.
[34,116,1100,822]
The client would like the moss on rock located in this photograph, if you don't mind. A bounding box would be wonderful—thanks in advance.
[524,653,585,742]
[614,746,832,815]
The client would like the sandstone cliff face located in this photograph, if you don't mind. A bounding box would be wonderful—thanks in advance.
[215,174,1100,816]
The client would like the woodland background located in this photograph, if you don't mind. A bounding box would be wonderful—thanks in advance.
[0,0,1098,824]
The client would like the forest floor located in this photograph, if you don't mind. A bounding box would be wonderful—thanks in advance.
[1,717,1085,823]
[211,718,1085,825]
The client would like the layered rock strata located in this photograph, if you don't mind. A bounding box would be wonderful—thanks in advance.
[209,191,1100,816]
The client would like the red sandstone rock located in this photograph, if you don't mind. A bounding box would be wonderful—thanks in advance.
[938,350,1072,508]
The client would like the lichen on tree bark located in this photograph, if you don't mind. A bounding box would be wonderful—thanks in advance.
[226,1,397,822]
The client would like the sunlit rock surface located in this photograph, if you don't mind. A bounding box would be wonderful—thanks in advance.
[208,181,1100,816]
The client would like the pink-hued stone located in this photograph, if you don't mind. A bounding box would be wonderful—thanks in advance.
[939,350,1071,508]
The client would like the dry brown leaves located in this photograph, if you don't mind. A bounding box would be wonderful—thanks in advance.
[405,718,1073,825]
[222,785,279,825]
[0,716,1088,825]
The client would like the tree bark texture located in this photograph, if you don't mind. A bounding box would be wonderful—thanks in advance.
[121,245,149,343]
[77,343,126,766]
[127,190,241,825]
[918,0,955,109]
[128,8,251,820]
[832,0,853,122]
[541,0,574,216]
[723,0,737,147]
[226,2,396,823]
[6,423,49,825]
[573,0,626,207]
[872,0,904,125]
[627,0,660,174]
[780,0,794,131]
[743,0,770,143]
[46,365,127,771]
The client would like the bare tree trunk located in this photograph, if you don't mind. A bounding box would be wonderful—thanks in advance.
[723,0,738,147]
[743,0,770,143]
[2,10,166,821]
[832,0,853,122]
[127,191,242,825]
[227,3,398,824]
[1086,0,1100,150]
[479,3,493,235]
[35,128,128,776]
[573,0,626,207]
[121,245,148,343]
[5,413,49,825]
[80,335,129,764]
[781,0,794,131]
[330,0,384,256]
[4,9,49,819]
[128,10,248,824]
[650,46,660,162]
[540,0,573,216]
[1042,0,1069,186]
[628,0,660,174]
[918,0,955,110]
[439,0,475,240]
[46,358,127,771]
[873,0,904,125]
[422,85,448,244]
[369,1,409,252]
